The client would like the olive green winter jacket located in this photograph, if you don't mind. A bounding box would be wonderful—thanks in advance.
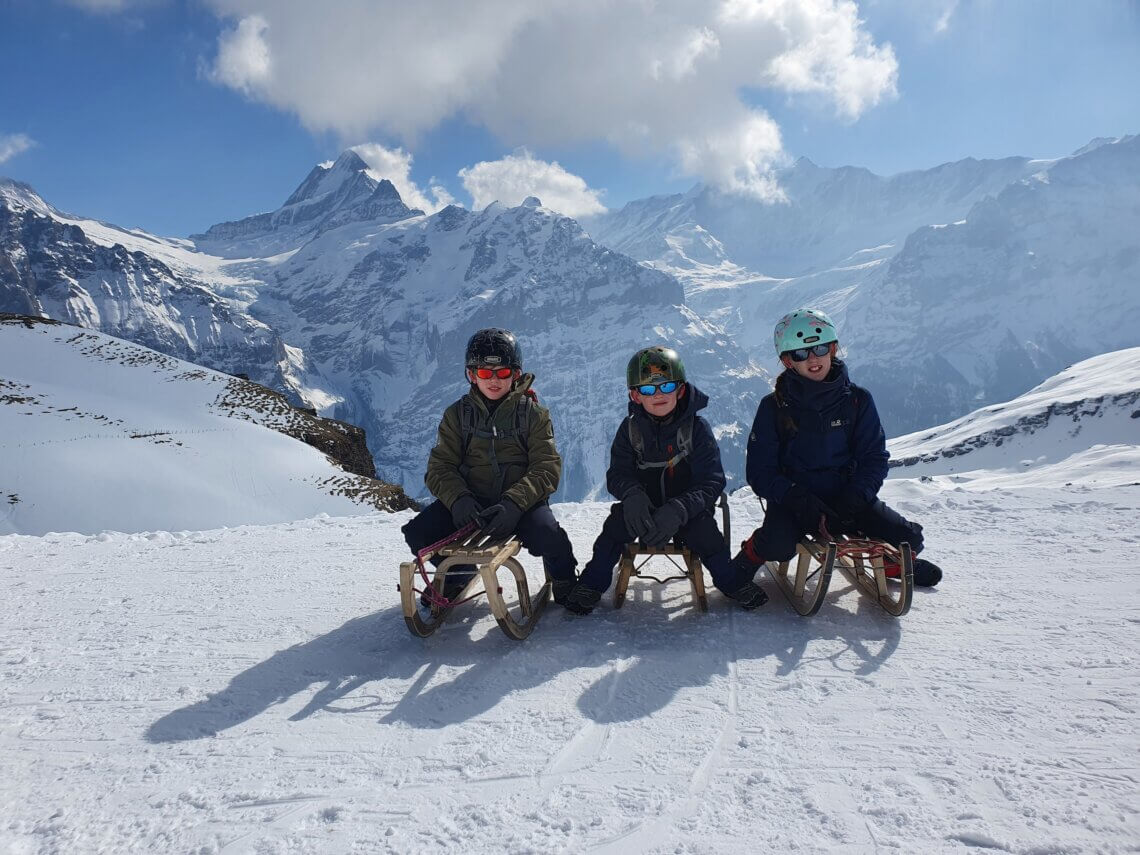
[424,373,562,512]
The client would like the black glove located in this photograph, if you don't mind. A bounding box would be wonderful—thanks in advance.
[450,494,482,529]
[781,485,841,540]
[833,489,871,529]
[479,499,524,541]
[643,501,687,547]
[621,490,654,540]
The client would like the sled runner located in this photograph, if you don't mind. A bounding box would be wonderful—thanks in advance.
[398,526,551,641]
[612,494,732,613]
[768,535,913,617]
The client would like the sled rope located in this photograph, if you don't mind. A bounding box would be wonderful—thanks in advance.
[414,522,482,608]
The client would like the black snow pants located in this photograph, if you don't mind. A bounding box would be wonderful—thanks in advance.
[744,497,925,567]
[578,503,733,594]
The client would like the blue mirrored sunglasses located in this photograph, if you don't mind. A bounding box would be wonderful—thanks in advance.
[787,343,832,362]
[634,380,679,396]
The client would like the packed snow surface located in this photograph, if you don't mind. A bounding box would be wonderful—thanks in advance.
[2,471,1137,852]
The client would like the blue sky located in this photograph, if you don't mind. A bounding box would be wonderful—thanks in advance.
[1,0,1137,237]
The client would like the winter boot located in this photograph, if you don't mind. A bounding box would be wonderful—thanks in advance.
[551,578,577,606]
[883,555,942,587]
[724,581,769,610]
[563,582,603,615]
[728,537,765,587]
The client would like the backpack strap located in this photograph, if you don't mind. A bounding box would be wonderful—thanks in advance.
[458,392,534,497]
[627,417,693,470]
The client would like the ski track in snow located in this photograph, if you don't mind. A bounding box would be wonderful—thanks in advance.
[2,484,1138,854]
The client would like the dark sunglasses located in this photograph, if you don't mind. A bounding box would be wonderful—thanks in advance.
[634,381,679,396]
[474,366,514,380]
[787,343,832,362]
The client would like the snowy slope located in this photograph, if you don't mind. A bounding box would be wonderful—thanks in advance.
[887,347,1140,489]
[1,476,1136,852]
[0,316,412,536]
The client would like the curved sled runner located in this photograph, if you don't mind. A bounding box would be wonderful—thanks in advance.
[398,529,551,641]
[768,536,913,617]
[612,494,732,614]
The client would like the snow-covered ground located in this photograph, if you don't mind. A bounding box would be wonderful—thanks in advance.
[2,472,1137,853]
[4,338,1138,852]
[0,318,404,536]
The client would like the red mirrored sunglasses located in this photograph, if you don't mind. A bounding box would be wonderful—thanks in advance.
[473,366,515,380]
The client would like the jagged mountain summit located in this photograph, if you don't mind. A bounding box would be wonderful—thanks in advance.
[191,150,424,258]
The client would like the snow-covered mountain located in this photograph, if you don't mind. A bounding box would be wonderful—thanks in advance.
[588,136,1140,437]
[887,346,1140,488]
[1,162,766,501]
[191,150,424,258]
[846,135,1140,434]
[0,178,300,398]
[0,314,413,535]
[585,153,1037,278]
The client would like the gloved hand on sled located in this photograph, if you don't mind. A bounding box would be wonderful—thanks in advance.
[450,494,483,529]
[621,490,655,540]
[832,488,871,530]
[643,501,687,547]
[478,499,523,541]
[782,485,842,541]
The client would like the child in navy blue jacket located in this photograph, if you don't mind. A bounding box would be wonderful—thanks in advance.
[731,308,943,588]
[565,346,769,615]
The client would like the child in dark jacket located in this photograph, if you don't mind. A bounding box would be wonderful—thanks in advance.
[564,346,769,615]
[730,308,943,588]
[401,328,579,606]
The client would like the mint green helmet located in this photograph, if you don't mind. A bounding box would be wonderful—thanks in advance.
[773,307,838,356]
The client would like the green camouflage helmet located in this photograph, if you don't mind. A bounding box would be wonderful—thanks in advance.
[626,346,687,388]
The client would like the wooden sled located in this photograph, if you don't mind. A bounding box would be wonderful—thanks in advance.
[768,535,913,617]
[612,494,732,614]
[398,530,551,641]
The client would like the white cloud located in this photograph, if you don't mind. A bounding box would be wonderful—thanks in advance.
[209,14,271,95]
[458,150,607,217]
[935,0,959,33]
[0,134,35,165]
[351,143,455,214]
[61,0,156,11]
[202,0,897,197]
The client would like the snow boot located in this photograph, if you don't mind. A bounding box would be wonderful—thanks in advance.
[563,583,603,615]
[551,578,576,606]
[884,555,942,587]
[724,580,769,610]
[728,538,765,587]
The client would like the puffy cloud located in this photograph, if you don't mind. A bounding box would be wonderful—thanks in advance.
[202,0,897,197]
[209,14,271,95]
[351,143,455,213]
[458,150,606,217]
[0,134,35,165]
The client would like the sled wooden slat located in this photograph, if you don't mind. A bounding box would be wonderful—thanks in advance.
[398,532,551,641]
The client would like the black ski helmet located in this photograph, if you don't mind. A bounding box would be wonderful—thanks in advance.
[465,328,522,370]
[626,345,686,388]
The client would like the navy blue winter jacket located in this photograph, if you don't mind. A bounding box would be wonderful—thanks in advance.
[745,360,889,505]
[606,384,726,523]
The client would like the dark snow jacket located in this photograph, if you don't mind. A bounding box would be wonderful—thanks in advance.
[424,373,561,512]
[745,359,889,505]
[606,384,726,522]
